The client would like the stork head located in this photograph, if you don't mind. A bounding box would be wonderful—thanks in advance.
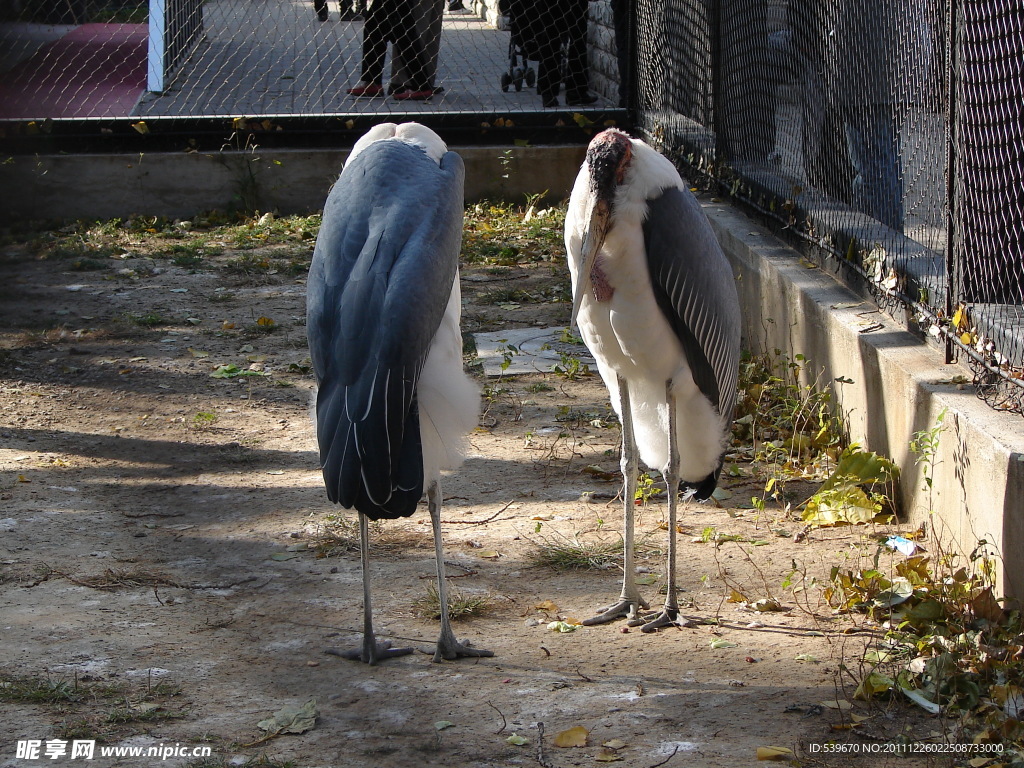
[570,129,634,327]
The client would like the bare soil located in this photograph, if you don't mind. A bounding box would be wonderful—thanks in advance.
[0,223,952,768]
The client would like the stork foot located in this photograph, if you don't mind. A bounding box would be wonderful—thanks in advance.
[326,639,414,665]
[422,636,494,663]
[581,597,649,626]
[629,607,693,633]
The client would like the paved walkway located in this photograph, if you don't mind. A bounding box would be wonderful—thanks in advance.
[135,0,610,118]
[0,2,613,121]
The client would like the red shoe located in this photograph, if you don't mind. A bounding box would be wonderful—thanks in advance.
[393,89,433,101]
[347,83,384,97]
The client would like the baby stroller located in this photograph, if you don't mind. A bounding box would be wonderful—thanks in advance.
[498,0,537,92]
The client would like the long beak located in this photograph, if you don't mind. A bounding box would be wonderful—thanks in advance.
[570,196,611,328]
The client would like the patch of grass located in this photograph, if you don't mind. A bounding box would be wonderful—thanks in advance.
[462,200,566,266]
[528,530,619,572]
[412,581,491,621]
[310,514,385,557]
[186,757,295,768]
[127,311,168,327]
[0,674,131,706]
[187,411,219,432]
[68,256,110,271]
[479,287,537,305]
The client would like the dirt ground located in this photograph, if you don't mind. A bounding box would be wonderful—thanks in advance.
[0,218,954,768]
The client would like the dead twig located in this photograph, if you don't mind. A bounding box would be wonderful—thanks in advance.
[441,499,515,525]
[488,701,507,734]
[646,744,680,768]
[535,721,555,768]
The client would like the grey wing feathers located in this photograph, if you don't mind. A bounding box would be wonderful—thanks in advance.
[306,141,465,519]
[642,185,741,427]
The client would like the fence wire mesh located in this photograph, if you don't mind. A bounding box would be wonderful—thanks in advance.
[634,0,1024,415]
[2,1,1022,414]
[0,0,622,119]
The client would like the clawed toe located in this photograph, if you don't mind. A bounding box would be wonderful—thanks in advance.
[581,597,649,626]
[424,637,494,662]
[326,639,414,665]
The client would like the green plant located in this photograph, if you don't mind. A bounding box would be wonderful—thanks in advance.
[735,349,849,518]
[909,407,947,498]
[528,530,619,571]
[187,411,218,432]
[635,472,663,505]
[552,351,590,380]
[412,581,491,620]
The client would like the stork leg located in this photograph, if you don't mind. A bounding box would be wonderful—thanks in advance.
[633,380,683,632]
[583,375,650,625]
[423,480,494,662]
[327,513,414,664]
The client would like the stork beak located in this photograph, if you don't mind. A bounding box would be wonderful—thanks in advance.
[570,196,611,328]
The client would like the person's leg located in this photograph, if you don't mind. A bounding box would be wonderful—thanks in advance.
[564,1,594,102]
[351,3,387,91]
[844,105,904,231]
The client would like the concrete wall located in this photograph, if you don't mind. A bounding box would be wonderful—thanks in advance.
[3,145,1020,597]
[1,145,587,221]
[707,203,1024,599]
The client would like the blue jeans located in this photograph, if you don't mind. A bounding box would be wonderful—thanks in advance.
[844,106,904,232]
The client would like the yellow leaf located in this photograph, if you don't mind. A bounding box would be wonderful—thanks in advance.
[756,746,794,760]
[727,589,747,603]
[553,726,588,748]
[960,332,973,345]
[595,748,622,762]
[952,304,968,331]
[131,121,149,134]
[222,321,236,330]
[257,316,276,327]
[17,474,30,483]
[535,600,558,611]
[602,739,627,749]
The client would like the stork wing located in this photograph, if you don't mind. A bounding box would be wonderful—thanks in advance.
[642,186,741,426]
[306,140,465,518]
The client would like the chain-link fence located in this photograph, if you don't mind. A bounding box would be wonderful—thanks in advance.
[2,1,1022,413]
[632,0,1024,414]
[0,0,623,122]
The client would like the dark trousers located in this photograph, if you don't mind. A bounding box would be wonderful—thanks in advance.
[526,0,590,100]
[361,0,430,90]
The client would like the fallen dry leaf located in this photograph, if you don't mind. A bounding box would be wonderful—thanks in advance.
[756,745,794,761]
[553,725,588,748]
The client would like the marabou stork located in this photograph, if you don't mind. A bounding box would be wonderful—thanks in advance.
[565,128,742,632]
[307,122,492,664]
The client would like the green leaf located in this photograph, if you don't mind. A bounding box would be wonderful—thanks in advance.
[210,363,268,379]
[256,699,319,736]
[802,445,898,526]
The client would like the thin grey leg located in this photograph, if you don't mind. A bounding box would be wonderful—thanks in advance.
[326,513,413,664]
[637,380,682,632]
[425,480,494,662]
[583,375,650,625]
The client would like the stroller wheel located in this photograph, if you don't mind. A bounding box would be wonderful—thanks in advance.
[525,68,536,88]
[500,72,511,92]
[514,78,523,92]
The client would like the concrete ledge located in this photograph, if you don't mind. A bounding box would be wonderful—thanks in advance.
[706,202,1024,599]
[0,144,587,221]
